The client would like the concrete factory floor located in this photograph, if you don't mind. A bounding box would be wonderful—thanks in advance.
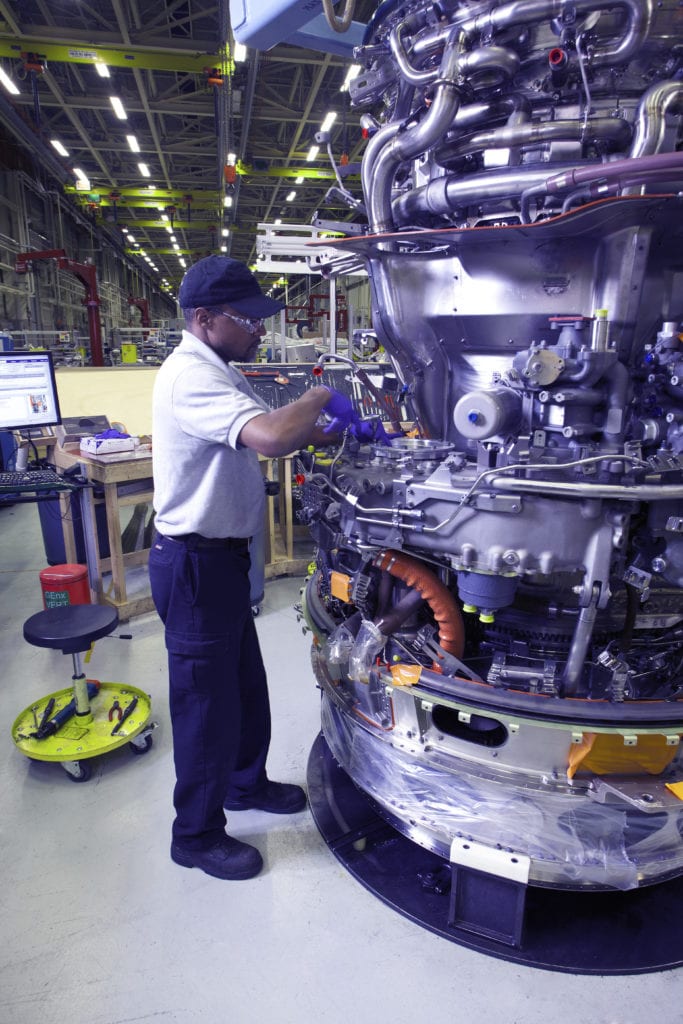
[0,499,681,1024]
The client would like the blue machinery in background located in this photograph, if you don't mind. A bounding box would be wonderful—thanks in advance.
[230,0,364,56]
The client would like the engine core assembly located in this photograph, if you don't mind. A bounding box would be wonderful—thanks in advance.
[299,0,683,972]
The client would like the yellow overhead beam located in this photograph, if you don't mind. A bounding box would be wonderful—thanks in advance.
[236,161,359,181]
[0,36,226,74]
[112,220,215,230]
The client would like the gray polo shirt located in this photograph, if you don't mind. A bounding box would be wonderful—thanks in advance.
[152,331,269,538]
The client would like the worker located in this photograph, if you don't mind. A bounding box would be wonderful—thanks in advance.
[149,255,358,881]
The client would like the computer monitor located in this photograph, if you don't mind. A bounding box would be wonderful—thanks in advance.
[0,350,62,432]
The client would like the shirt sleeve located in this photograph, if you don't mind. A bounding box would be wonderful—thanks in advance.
[170,362,267,449]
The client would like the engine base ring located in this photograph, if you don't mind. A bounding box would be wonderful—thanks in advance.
[307,732,683,974]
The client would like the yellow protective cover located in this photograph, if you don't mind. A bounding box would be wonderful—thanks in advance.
[567,732,679,779]
[389,663,423,687]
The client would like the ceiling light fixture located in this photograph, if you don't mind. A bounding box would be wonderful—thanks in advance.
[220,245,227,253]
[166,226,173,234]
[126,134,140,153]
[0,67,19,95]
[306,145,319,162]
[109,96,127,120]
[295,176,304,184]
[50,139,69,157]
[320,111,337,133]
[227,151,236,164]
[221,228,229,237]
[233,42,247,63]
[95,62,110,78]
[285,191,297,202]
[138,162,151,177]
[72,167,90,190]
[224,195,233,208]
[341,64,361,92]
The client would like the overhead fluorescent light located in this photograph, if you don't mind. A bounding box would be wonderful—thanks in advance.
[166,226,173,234]
[95,62,110,78]
[109,96,127,120]
[147,184,155,191]
[285,191,296,202]
[126,134,140,153]
[173,243,180,251]
[220,244,227,253]
[179,258,186,267]
[233,42,247,63]
[221,228,229,238]
[320,112,337,133]
[227,151,236,164]
[170,235,176,242]
[295,176,304,184]
[274,218,282,225]
[72,167,90,190]
[0,68,19,95]
[306,145,320,162]
[50,139,69,157]
[138,162,151,177]
[127,234,136,243]
[224,195,233,208]
[341,64,361,92]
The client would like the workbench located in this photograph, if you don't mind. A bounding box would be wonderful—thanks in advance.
[53,445,154,620]
[52,445,311,620]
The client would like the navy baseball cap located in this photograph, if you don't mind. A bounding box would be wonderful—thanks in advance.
[178,255,285,318]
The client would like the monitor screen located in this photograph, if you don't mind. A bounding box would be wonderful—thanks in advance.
[0,350,62,432]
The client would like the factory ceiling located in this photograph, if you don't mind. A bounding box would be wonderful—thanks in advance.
[0,0,377,300]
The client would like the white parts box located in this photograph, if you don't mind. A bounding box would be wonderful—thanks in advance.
[80,435,137,455]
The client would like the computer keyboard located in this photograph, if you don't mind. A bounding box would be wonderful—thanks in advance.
[0,468,68,491]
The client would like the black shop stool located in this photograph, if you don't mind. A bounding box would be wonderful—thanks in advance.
[12,603,154,782]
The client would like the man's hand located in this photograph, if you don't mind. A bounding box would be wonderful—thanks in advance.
[320,385,356,434]
[349,417,392,445]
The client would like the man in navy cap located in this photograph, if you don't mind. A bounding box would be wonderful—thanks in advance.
[150,255,357,880]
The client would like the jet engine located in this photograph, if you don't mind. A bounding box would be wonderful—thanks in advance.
[299,0,683,924]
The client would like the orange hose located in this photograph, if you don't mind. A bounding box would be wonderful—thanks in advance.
[373,549,465,657]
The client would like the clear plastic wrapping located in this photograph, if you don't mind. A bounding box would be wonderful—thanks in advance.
[321,694,683,890]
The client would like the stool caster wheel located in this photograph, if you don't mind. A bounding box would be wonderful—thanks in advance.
[129,734,153,755]
[129,723,156,755]
[61,760,92,783]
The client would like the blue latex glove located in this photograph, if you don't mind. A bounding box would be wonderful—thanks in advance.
[349,417,392,445]
[321,385,356,434]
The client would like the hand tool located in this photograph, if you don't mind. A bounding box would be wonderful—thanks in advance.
[111,696,138,736]
[108,700,122,722]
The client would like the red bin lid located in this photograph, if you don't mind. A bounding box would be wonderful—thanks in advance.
[39,564,89,583]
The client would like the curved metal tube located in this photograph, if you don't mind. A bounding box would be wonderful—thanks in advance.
[389,20,438,86]
[461,0,652,67]
[435,116,632,165]
[369,44,520,232]
[630,80,683,157]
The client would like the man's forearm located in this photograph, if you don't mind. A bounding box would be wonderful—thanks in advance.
[239,387,333,457]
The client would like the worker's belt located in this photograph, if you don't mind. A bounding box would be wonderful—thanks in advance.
[161,532,250,551]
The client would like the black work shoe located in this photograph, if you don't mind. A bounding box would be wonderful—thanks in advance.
[224,780,307,814]
[171,836,263,880]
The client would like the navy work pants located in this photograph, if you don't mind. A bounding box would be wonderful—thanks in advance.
[149,533,271,849]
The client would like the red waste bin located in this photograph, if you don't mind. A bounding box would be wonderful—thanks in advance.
[39,564,91,608]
